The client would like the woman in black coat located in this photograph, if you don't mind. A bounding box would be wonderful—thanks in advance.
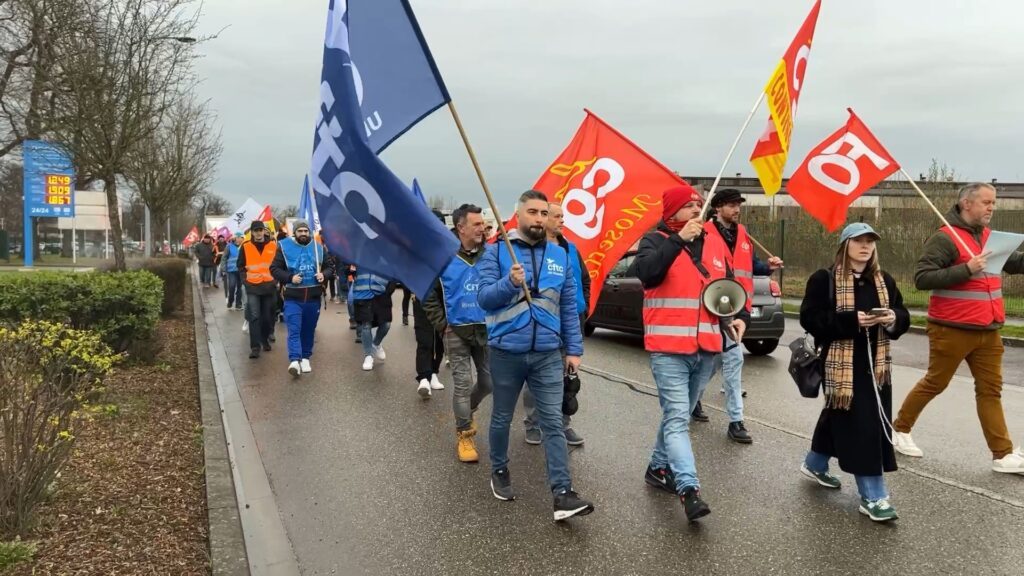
[798,223,910,523]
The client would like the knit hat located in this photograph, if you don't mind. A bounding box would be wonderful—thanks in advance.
[662,183,704,220]
[293,219,310,232]
[249,220,266,232]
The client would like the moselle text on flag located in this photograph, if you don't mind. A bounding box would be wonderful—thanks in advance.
[786,108,899,232]
[749,0,822,196]
[532,110,685,316]
[310,0,457,298]
[347,0,450,153]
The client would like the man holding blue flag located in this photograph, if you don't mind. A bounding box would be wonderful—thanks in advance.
[478,190,594,522]
[309,0,458,300]
[271,220,335,377]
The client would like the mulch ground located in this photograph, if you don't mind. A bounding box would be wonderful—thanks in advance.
[10,284,209,575]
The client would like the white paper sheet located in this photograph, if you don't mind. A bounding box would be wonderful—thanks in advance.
[982,230,1024,275]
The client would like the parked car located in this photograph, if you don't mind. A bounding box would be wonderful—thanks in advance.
[585,251,785,355]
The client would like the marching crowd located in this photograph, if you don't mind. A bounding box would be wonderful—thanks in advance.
[196,180,1024,525]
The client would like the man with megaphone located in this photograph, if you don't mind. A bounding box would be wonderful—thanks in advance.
[634,184,751,523]
[698,189,785,444]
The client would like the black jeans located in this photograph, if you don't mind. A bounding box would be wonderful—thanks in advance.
[247,291,276,350]
[401,286,412,319]
[413,299,444,380]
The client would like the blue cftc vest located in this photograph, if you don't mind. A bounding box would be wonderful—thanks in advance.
[565,241,586,315]
[225,242,241,273]
[440,255,485,326]
[486,242,568,339]
[279,238,322,288]
[352,273,388,301]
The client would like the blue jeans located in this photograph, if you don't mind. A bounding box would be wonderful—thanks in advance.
[226,271,243,308]
[489,348,571,494]
[804,451,889,501]
[710,334,744,422]
[284,299,321,361]
[359,322,390,357]
[199,265,216,285]
[650,351,716,493]
[347,285,355,318]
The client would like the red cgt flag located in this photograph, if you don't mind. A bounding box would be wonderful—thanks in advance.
[787,109,899,231]
[531,110,685,316]
[182,226,199,248]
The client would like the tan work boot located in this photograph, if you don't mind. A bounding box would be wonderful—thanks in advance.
[457,430,478,463]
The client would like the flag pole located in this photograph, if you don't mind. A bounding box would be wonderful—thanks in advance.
[447,101,532,303]
[748,233,777,260]
[700,92,767,221]
[898,168,976,257]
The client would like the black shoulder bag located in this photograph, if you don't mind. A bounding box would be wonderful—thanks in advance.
[787,271,833,398]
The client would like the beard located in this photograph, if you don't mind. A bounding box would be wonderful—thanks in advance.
[296,235,311,245]
[522,225,545,242]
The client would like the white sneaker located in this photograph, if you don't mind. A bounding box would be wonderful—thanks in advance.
[300,359,312,373]
[892,431,923,458]
[430,374,445,390]
[417,379,431,398]
[992,452,1024,474]
[288,361,301,377]
[1015,446,1024,458]
[242,320,249,333]
[362,356,374,371]
[373,345,386,362]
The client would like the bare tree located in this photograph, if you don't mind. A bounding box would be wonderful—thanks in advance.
[45,0,203,270]
[124,93,221,233]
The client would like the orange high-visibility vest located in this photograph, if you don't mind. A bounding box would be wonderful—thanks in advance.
[243,240,278,285]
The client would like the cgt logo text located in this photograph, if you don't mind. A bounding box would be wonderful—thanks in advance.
[464,281,479,292]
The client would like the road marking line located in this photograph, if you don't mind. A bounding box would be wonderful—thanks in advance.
[580,364,1024,510]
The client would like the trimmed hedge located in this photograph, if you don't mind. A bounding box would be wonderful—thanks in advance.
[0,271,162,353]
[99,258,189,316]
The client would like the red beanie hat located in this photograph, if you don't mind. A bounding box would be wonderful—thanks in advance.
[662,183,704,220]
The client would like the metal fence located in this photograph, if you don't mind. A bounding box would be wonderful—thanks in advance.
[742,205,1024,317]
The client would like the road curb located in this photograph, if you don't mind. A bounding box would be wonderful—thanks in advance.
[782,311,1024,348]
[194,267,301,576]
[193,271,250,575]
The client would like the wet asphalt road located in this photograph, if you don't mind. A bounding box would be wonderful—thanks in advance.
[205,291,1024,575]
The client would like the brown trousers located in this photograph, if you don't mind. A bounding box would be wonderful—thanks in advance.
[894,322,1012,459]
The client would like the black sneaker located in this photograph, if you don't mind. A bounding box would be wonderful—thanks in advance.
[249,347,260,359]
[490,469,515,501]
[261,341,272,352]
[728,421,753,444]
[691,401,709,423]
[268,333,276,343]
[402,316,409,326]
[680,488,711,522]
[553,489,594,521]
[349,320,357,330]
[644,465,676,495]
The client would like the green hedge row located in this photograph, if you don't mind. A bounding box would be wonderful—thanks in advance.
[0,270,163,354]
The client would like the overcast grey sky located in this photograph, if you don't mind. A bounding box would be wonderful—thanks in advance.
[193,0,1024,211]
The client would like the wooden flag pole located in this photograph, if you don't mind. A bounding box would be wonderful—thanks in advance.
[447,101,532,303]
[748,233,777,260]
[898,168,976,258]
[699,92,767,221]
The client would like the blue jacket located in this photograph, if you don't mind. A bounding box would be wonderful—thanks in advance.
[352,272,389,301]
[477,231,583,356]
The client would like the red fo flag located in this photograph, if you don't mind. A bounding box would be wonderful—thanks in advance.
[182,226,199,248]
[531,110,685,315]
[787,109,899,231]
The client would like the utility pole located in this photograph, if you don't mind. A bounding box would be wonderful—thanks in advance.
[144,203,151,257]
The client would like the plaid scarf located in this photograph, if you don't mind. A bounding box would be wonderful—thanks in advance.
[823,266,891,410]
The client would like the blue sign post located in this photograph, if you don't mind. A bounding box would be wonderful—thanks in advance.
[22,140,75,266]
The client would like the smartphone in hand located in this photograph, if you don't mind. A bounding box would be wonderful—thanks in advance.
[867,308,890,317]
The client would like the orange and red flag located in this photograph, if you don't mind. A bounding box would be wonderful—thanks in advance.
[182,226,199,248]
[531,110,685,315]
[749,0,822,196]
[787,109,899,231]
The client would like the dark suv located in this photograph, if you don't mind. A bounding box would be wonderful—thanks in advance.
[584,251,785,355]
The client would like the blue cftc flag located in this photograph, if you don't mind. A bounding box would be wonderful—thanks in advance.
[297,175,321,232]
[310,0,457,298]
[348,0,450,153]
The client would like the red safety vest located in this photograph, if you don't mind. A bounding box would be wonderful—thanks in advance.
[243,240,278,285]
[643,231,730,354]
[927,226,1004,327]
[704,221,754,312]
